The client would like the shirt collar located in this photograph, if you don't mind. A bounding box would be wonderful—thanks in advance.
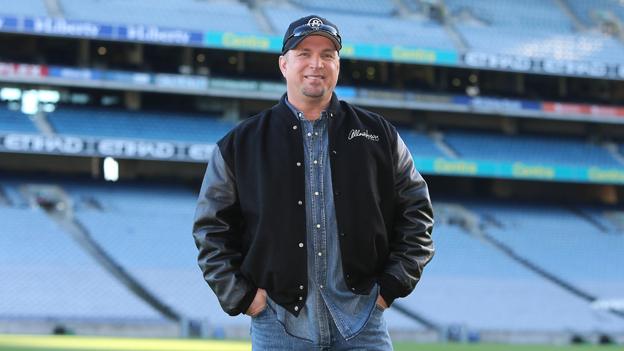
[285,96,328,122]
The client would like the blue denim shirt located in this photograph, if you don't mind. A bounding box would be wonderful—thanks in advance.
[264,98,378,344]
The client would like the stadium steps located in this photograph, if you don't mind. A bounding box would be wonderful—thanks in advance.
[603,142,624,167]
[554,0,588,31]
[19,184,184,323]
[44,0,64,18]
[32,112,55,136]
[429,131,460,158]
[460,204,624,321]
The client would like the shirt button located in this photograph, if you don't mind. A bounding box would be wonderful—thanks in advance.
[307,132,312,137]
[313,160,318,164]
[332,150,337,155]
[316,224,321,228]
[299,285,304,290]
[298,242,304,248]
[297,200,303,205]
[296,162,301,167]
[318,252,322,256]
[299,296,303,301]
[315,132,318,136]
[294,306,299,311]
[292,125,298,130]
[351,288,356,291]
[320,285,324,289]
[314,191,319,196]
[330,113,334,117]
[340,232,345,237]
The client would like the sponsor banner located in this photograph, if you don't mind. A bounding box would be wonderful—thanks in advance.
[119,25,202,45]
[463,52,624,80]
[24,17,113,39]
[414,157,624,185]
[0,16,18,31]
[542,102,624,118]
[0,62,48,78]
[0,133,214,162]
[204,31,281,52]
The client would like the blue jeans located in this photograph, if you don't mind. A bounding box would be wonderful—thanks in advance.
[250,304,393,351]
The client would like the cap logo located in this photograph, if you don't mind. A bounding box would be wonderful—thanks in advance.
[307,17,323,28]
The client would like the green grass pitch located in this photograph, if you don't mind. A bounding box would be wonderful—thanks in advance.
[0,335,619,351]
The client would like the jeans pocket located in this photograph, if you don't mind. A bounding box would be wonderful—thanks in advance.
[251,304,269,319]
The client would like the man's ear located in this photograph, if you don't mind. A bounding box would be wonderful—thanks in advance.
[278,54,287,78]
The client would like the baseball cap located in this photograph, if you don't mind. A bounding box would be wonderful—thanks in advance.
[281,15,342,54]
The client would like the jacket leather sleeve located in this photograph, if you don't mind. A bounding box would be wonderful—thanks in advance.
[379,133,435,306]
[192,145,256,316]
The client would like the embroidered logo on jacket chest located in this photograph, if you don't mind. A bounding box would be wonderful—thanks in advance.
[348,129,379,142]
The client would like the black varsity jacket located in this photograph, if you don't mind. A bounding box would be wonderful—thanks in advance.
[193,93,434,317]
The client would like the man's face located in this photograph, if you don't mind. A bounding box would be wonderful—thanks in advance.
[279,35,340,103]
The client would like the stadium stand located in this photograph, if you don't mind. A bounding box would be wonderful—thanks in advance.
[64,181,248,327]
[565,0,624,27]
[447,0,624,63]
[58,0,261,34]
[468,200,624,300]
[46,107,233,143]
[402,220,624,331]
[0,0,48,17]
[0,196,161,320]
[289,0,396,17]
[262,5,456,49]
[442,129,622,168]
[399,129,448,158]
[0,105,38,133]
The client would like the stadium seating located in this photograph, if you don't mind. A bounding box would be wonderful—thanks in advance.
[59,0,261,34]
[64,181,248,327]
[0,0,48,17]
[399,129,448,158]
[565,0,624,27]
[402,221,624,331]
[447,0,624,64]
[46,107,233,143]
[468,200,624,306]
[0,105,38,133]
[289,0,396,17]
[2,175,624,332]
[262,5,456,50]
[0,198,162,320]
[442,129,622,168]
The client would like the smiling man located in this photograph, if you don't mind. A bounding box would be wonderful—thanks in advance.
[193,15,435,350]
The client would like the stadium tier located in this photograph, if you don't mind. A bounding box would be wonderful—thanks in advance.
[2,178,623,333]
[3,0,624,65]
[0,201,162,320]
[442,129,622,168]
[0,105,38,133]
[468,200,624,299]
[262,5,455,49]
[45,107,232,143]
[58,0,261,33]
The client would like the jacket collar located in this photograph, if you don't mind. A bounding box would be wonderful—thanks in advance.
[274,92,343,123]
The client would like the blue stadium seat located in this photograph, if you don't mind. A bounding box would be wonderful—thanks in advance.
[0,0,48,17]
[565,0,624,27]
[447,0,624,64]
[46,107,234,143]
[0,105,39,133]
[468,200,624,302]
[263,5,456,50]
[401,221,624,331]
[0,202,161,319]
[289,0,396,17]
[443,129,622,168]
[59,0,261,34]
